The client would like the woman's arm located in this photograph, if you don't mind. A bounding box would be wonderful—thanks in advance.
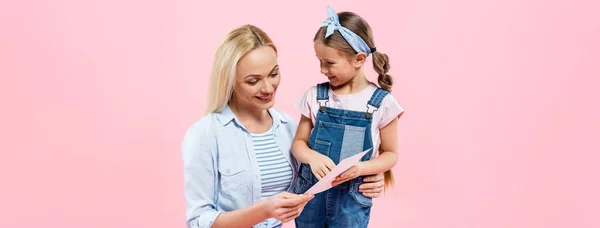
[183,124,313,228]
[212,192,313,227]
[182,125,223,228]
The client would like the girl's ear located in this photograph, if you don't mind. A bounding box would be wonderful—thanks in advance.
[353,52,367,68]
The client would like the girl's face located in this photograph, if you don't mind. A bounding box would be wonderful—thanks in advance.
[314,42,362,87]
[231,46,280,111]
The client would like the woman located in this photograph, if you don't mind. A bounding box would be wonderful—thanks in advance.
[182,24,385,228]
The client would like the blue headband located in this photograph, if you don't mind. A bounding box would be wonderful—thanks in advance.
[321,6,375,56]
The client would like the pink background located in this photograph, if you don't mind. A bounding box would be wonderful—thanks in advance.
[1,0,599,227]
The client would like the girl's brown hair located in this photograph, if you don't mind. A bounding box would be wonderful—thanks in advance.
[314,12,393,92]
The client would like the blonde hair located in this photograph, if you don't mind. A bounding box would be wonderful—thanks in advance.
[205,24,277,114]
[314,12,396,190]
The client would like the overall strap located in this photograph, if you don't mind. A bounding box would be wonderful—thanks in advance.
[316,82,330,112]
[365,88,389,119]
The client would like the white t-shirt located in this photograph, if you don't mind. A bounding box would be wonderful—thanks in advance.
[294,82,404,157]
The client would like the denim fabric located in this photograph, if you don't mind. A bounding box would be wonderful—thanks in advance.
[292,82,389,228]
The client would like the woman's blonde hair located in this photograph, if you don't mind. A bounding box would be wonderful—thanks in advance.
[206,24,277,114]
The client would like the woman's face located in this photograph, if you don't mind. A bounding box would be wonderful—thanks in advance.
[231,46,280,111]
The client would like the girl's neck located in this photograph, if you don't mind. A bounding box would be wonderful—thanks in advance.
[331,69,370,95]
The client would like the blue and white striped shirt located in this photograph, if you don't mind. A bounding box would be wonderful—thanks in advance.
[251,130,294,200]
[182,106,299,228]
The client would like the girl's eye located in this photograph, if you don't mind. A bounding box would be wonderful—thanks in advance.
[247,80,258,85]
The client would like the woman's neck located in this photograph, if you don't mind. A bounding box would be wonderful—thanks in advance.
[229,101,272,133]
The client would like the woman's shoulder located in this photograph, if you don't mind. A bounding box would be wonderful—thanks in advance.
[184,113,220,139]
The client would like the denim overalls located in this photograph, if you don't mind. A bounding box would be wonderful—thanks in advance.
[292,82,389,228]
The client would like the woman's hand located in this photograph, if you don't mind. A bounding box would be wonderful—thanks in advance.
[331,170,384,198]
[358,173,385,198]
[264,192,314,222]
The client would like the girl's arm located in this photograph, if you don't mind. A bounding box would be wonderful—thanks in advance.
[291,115,316,164]
[332,118,399,185]
[292,115,336,179]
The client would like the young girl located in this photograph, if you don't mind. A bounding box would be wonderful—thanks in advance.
[291,6,404,227]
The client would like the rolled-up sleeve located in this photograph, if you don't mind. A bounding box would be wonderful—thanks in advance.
[182,123,221,228]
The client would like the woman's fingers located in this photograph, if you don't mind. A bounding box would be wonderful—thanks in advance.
[358,181,384,192]
[277,203,303,221]
[278,194,313,207]
[361,192,381,198]
[363,173,384,182]
[274,195,312,222]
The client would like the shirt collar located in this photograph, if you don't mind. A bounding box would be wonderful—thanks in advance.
[215,105,288,128]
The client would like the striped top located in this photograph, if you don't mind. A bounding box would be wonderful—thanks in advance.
[251,128,293,200]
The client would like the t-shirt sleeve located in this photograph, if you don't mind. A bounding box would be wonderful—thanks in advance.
[294,86,316,119]
[377,95,404,129]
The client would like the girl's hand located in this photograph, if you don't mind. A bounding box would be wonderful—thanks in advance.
[308,152,336,180]
[332,163,363,186]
